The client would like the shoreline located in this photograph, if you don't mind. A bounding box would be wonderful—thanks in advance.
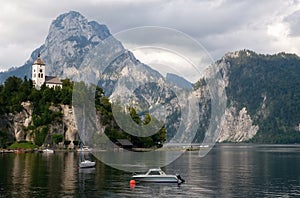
[2,143,300,154]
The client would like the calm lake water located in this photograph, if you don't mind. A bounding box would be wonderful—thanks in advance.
[0,144,300,197]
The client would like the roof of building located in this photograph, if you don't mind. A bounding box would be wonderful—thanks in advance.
[116,139,133,147]
[33,53,45,65]
[45,76,62,84]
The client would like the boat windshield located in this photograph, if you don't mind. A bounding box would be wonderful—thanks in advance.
[148,171,161,175]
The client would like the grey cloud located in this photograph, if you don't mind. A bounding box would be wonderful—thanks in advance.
[284,10,300,37]
[0,0,299,71]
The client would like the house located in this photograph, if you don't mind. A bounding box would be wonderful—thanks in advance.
[116,139,133,149]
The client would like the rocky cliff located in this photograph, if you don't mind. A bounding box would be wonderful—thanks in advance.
[193,50,300,143]
[3,102,78,148]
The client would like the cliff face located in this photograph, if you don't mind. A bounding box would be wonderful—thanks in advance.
[193,50,300,143]
[191,51,259,143]
[11,102,33,141]
[217,106,259,142]
[213,56,259,142]
[4,102,79,148]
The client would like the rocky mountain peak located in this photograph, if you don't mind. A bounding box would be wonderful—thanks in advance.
[39,11,111,77]
[0,11,113,83]
[52,11,85,27]
[47,11,110,42]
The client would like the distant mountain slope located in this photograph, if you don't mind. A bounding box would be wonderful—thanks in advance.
[166,73,192,89]
[193,50,300,143]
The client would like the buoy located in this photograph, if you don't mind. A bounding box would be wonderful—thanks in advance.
[130,180,136,185]
[130,180,136,189]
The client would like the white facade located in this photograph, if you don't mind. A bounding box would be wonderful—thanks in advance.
[32,54,46,89]
[32,53,62,89]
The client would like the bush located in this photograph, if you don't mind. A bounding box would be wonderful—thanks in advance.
[73,140,79,146]
[52,134,63,145]
[34,126,48,146]
[64,140,71,146]
[8,142,38,149]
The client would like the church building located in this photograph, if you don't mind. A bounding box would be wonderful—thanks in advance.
[32,53,62,89]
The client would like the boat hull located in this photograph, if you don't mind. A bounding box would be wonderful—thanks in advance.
[42,149,54,153]
[79,160,96,168]
[132,175,180,183]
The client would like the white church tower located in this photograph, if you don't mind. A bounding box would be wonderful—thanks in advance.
[32,53,46,89]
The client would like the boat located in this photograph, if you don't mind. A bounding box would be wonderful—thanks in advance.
[76,146,92,152]
[78,144,96,168]
[79,159,96,168]
[42,148,54,153]
[78,105,95,169]
[131,168,185,183]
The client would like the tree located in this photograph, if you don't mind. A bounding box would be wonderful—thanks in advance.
[52,134,64,145]
[129,107,141,125]
[34,126,48,146]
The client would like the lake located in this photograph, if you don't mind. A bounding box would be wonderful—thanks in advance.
[0,144,300,197]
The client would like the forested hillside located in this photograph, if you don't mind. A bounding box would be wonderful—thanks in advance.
[194,50,300,143]
[0,76,166,148]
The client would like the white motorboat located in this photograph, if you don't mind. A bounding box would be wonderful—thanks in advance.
[76,146,92,152]
[79,159,96,168]
[132,168,185,183]
[42,148,54,153]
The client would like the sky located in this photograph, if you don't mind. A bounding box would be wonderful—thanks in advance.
[1,0,300,80]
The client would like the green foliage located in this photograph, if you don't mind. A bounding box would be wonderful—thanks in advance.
[34,126,48,146]
[0,130,10,148]
[73,140,80,146]
[8,141,38,149]
[52,134,64,145]
[224,50,300,143]
[64,140,71,146]
[1,76,29,113]
[102,106,167,148]
[1,76,166,148]
[129,107,141,125]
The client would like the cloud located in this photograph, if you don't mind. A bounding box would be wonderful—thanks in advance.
[1,0,300,72]
[284,10,300,36]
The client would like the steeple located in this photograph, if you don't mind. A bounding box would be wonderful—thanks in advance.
[34,52,45,65]
[32,52,46,88]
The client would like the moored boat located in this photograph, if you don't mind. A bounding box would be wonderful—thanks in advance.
[76,146,92,152]
[79,159,96,168]
[42,148,54,153]
[132,168,185,183]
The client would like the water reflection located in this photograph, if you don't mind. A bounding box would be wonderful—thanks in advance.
[0,145,300,197]
[61,152,76,195]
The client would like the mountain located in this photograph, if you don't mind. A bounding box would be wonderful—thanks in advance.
[0,11,111,83]
[0,11,181,142]
[193,50,300,143]
[166,73,192,89]
[1,11,300,144]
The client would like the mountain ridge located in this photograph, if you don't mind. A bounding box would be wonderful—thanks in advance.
[0,11,111,83]
[1,11,300,144]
